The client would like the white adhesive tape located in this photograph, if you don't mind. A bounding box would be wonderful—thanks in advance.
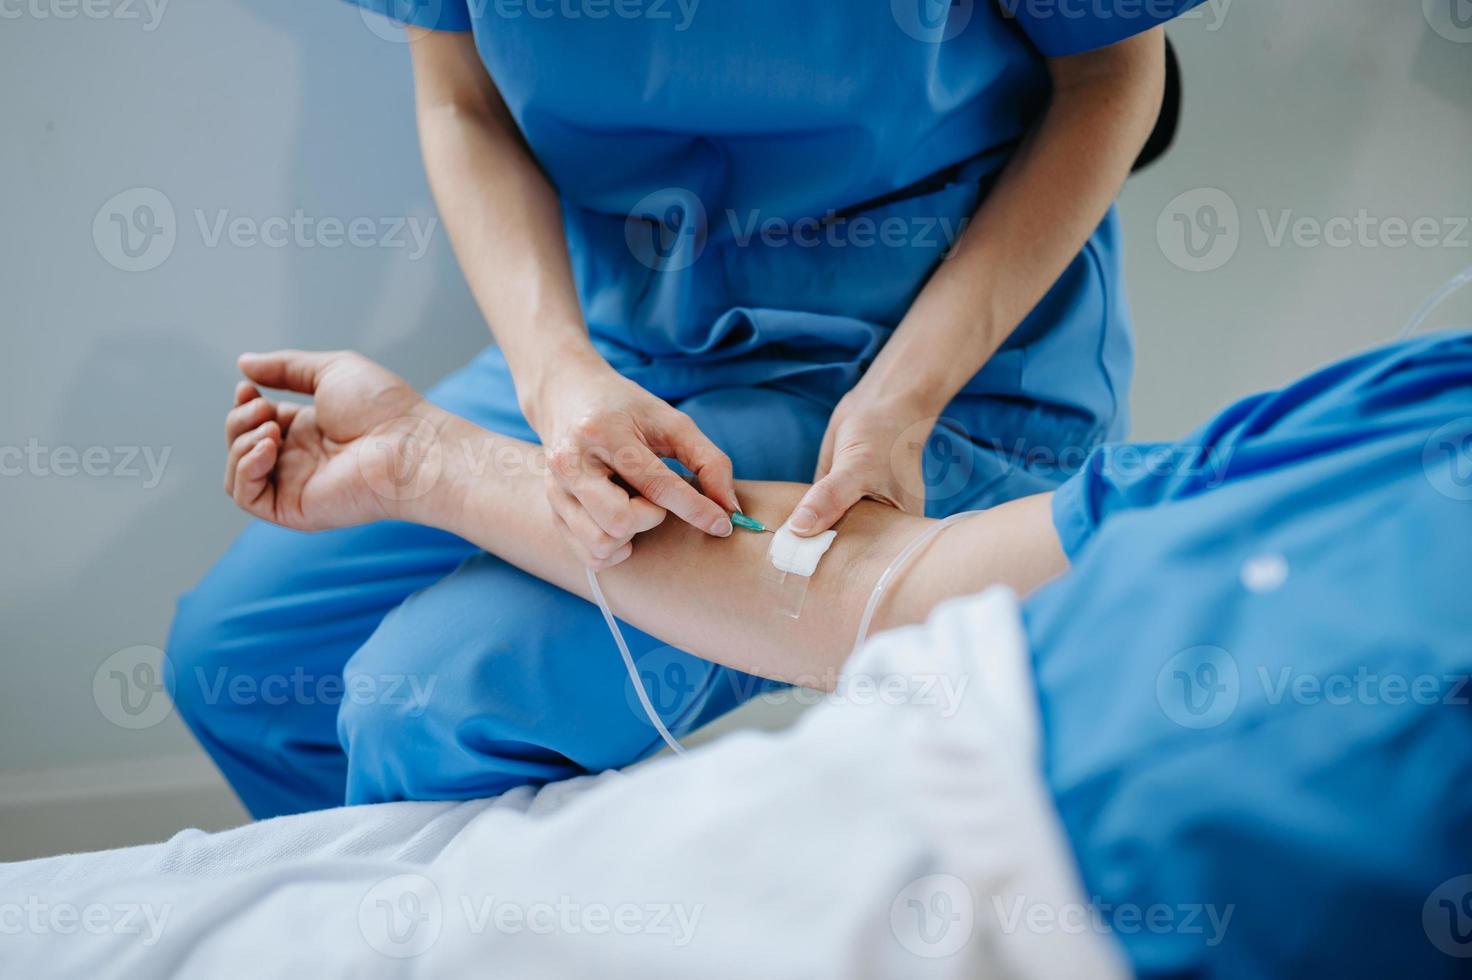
[768,520,837,577]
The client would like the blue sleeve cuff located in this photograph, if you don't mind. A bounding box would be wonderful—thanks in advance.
[343,0,473,33]
[1050,463,1100,561]
[1000,0,1207,57]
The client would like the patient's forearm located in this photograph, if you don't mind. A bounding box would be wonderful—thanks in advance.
[409,414,1066,686]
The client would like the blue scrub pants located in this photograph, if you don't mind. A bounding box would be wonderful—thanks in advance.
[168,346,1090,818]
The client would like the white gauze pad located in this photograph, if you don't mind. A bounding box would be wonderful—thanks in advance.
[768,521,838,577]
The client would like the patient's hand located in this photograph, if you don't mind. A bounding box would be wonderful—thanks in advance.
[224,350,441,531]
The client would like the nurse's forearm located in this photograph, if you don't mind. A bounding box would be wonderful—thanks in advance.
[408,414,1067,686]
[408,29,606,400]
[859,29,1166,415]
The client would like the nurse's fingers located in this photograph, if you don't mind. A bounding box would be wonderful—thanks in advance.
[550,485,636,562]
[550,508,634,572]
[812,421,839,483]
[551,446,669,540]
[225,420,281,498]
[234,381,261,408]
[788,468,867,536]
[654,414,740,514]
[238,349,338,395]
[551,450,630,536]
[612,445,732,538]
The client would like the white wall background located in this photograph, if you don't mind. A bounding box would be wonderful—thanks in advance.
[1,0,1469,858]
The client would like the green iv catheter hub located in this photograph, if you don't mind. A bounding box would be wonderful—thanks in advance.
[730,513,772,533]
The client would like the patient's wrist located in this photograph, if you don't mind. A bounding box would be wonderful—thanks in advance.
[390,404,474,529]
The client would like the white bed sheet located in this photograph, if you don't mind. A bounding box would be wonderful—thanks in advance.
[0,587,1126,980]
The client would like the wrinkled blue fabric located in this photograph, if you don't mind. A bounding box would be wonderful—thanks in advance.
[1034,332,1472,978]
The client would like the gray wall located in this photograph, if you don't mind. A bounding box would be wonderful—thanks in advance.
[1,0,1469,855]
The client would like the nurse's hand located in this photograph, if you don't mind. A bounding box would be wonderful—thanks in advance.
[526,360,738,569]
[223,350,439,531]
[789,391,929,536]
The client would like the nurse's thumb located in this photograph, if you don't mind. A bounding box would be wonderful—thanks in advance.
[789,472,863,537]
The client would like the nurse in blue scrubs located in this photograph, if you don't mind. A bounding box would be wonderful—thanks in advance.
[168,0,1207,817]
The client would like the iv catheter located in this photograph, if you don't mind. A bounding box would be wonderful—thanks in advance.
[729,513,773,533]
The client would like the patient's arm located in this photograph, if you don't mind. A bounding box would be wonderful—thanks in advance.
[225,350,1067,687]
[407,418,1066,687]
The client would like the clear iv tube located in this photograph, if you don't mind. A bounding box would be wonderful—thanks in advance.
[587,567,688,755]
[1400,262,1472,338]
[851,510,984,655]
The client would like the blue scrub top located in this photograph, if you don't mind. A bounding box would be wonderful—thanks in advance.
[1031,332,1472,977]
[347,0,1201,427]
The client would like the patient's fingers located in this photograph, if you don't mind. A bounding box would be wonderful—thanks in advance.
[238,349,337,395]
[232,437,278,517]
[273,400,302,437]
[225,420,280,497]
[234,380,260,408]
[226,397,274,444]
